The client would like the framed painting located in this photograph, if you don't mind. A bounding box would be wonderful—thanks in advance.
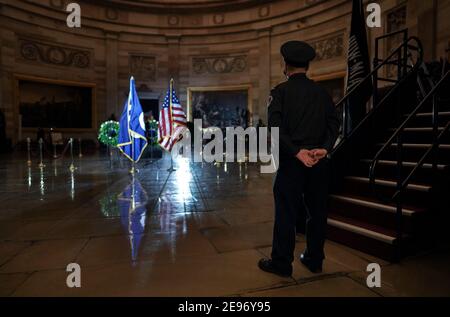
[187,85,252,128]
[15,75,96,131]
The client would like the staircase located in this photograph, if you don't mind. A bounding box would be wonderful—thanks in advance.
[327,31,450,261]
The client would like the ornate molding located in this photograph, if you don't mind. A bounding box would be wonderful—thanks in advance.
[192,55,247,75]
[168,15,180,26]
[49,0,65,9]
[129,55,156,81]
[105,8,119,20]
[258,6,270,18]
[18,38,91,68]
[213,14,225,25]
[305,0,326,7]
[310,33,344,62]
[387,5,407,33]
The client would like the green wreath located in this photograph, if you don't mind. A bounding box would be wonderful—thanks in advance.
[148,119,159,146]
[98,120,120,146]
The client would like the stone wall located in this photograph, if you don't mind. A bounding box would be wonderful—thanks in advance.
[0,0,448,144]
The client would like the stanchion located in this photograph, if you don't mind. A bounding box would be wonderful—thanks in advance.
[78,138,83,158]
[53,143,57,159]
[38,138,45,168]
[27,137,32,166]
[69,138,76,172]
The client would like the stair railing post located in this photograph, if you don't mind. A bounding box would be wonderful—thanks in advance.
[395,133,404,260]
[431,94,439,185]
[373,38,379,108]
[342,100,347,138]
[401,30,408,80]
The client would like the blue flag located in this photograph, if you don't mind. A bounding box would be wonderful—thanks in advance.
[118,77,148,162]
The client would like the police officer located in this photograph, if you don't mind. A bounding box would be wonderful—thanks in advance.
[258,41,340,277]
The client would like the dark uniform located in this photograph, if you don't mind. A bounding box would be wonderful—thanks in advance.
[260,41,340,276]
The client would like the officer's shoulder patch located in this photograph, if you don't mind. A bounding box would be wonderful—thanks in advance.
[267,95,273,108]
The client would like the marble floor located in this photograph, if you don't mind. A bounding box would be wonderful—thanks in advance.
[1,152,450,297]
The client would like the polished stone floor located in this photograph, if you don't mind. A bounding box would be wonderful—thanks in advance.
[1,152,450,297]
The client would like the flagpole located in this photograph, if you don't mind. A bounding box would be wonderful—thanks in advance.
[130,137,136,174]
[130,77,136,174]
[167,78,176,172]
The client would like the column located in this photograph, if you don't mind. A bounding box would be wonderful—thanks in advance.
[105,32,119,119]
[257,28,272,125]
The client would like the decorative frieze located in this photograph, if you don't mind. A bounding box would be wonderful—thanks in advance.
[305,0,326,7]
[213,14,225,25]
[310,34,344,61]
[49,0,65,9]
[18,38,91,68]
[129,55,156,81]
[192,55,247,75]
[105,8,119,20]
[258,6,270,18]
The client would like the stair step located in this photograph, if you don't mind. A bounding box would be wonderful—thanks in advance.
[377,143,450,149]
[388,127,446,132]
[330,194,417,216]
[371,143,450,163]
[327,217,396,244]
[360,159,447,170]
[408,111,450,117]
[344,176,431,192]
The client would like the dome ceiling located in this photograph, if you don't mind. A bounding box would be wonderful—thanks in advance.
[89,0,275,13]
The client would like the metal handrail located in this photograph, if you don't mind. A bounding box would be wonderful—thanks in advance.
[392,121,450,201]
[336,36,421,112]
[332,36,423,155]
[369,71,450,190]
[374,28,408,42]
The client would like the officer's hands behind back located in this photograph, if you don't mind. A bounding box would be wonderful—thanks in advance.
[296,149,317,167]
[296,149,328,168]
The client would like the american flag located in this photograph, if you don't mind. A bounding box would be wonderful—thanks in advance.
[158,82,187,151]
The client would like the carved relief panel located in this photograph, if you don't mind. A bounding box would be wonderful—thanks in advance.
[129,55,156,82]
[192,55,247,75]
[17,38,91,69]
[310,33,344,62]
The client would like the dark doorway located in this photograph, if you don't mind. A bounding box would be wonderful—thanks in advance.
[140,99,159,121]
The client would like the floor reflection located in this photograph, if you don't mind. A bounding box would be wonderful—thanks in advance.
[2,154,450,296]
[117,176,148,261]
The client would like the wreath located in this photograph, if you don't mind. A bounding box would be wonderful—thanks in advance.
[148,119,159,146]
[98,120,119,146]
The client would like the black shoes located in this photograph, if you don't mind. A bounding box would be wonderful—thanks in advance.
[258,259,292,278]
[258,254,322,277]
[299,253,323,273]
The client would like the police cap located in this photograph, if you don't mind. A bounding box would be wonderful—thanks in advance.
[280,41,316,68]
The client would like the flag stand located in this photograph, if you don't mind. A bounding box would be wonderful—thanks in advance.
[130,138,136,174]
[167,154,176,172]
